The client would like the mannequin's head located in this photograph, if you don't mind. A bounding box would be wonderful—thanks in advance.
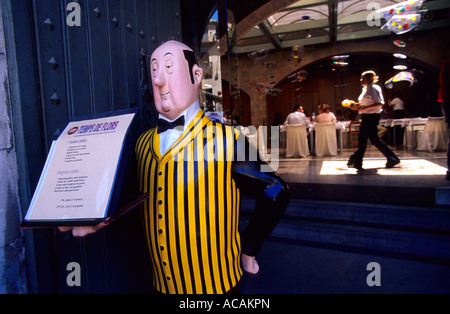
[150,40,203,120]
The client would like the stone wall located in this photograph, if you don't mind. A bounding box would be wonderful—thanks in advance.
[0,4,28,293]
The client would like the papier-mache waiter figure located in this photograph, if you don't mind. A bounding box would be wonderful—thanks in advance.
[61,40,290,294]
[135,40,289,294]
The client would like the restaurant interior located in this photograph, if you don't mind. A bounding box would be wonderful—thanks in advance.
[198,0,450,206]
[197,0,450,293]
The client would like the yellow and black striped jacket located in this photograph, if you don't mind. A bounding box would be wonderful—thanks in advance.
[135,110,289,294]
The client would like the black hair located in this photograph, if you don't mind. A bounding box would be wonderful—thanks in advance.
[183,49,198,84]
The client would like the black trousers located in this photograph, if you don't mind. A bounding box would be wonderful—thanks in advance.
[393,109,405,145]
[350,114,399,167]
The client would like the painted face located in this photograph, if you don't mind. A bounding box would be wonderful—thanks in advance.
[150,40,203,120]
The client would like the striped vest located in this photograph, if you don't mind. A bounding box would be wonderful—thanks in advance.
[135,110,242,294]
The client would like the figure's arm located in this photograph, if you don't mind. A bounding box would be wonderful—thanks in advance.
[359,102,383,112]
[232,133,290,262]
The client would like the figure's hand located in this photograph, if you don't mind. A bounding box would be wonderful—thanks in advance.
[58,224,106,237]
[241,253,259,274]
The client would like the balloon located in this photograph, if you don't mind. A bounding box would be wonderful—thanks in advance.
[248,82,282,95]
[393,53,407,59]
[378,0,424,20]
[393,39,406,47]
[384,71,415,89]
[287,70,308,83]
[381,14,421,34]
[266,88,283,96]
[377,0,424,34]
[248,49,269,62]
[291,45,304,59]
[393,65,408,70]
[249,82,267,93]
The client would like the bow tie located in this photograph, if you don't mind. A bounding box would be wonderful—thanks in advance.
[157,116,185,134]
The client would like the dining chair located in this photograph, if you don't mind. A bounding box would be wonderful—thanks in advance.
[314,123,337,156]
[286,124,309,157]
[416,117,448,152]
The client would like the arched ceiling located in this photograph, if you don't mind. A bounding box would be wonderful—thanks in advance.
[222,0,450,54]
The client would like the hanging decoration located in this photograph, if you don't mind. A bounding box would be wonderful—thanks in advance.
[393,64,408,70]
[393,39,407,47]
[287,70,308,83]
[248,82,283,96]
[393,53,407,59]
[382,14,422,34]
[384,71,416,89]
[377,0,425,35]
[266,88,283,96]
[290,44,305,60]
[248,49,269,62]
[249,82,269,94]
[330,55,350,71]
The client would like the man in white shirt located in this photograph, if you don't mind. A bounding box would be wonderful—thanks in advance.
[284,105,310,128]
[389,93,405,117]
[347,70,400,170]
[389,92,405,145]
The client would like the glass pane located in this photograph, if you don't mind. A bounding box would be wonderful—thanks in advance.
[269,3,329,26]
[200,9,223,114]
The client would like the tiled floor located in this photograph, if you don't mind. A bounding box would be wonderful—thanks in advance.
[271,145,448,187]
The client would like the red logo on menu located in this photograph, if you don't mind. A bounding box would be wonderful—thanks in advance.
[67,126,79,135]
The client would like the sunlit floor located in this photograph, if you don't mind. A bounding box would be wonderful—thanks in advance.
[266,145,449,189]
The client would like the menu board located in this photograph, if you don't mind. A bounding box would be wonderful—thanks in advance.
[22,110,138,227]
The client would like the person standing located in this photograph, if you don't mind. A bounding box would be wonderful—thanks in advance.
[389,92,405,118]
[389,92,405,146]
[347,70,400,170]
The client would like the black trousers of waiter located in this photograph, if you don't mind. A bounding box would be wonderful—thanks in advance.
[349,113,399,168]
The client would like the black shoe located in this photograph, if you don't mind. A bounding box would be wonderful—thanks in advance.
[347,155,362,170]
[386,158,400,168]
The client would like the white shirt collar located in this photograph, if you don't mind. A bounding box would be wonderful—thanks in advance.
[158,99,200,133]
[157,100,201,156]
